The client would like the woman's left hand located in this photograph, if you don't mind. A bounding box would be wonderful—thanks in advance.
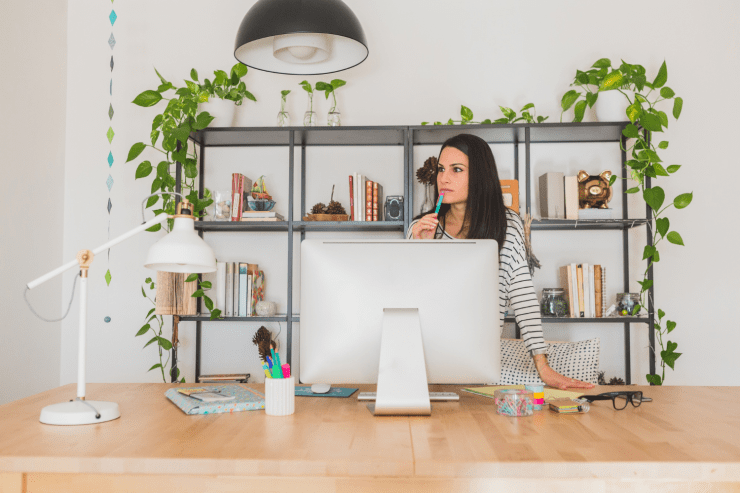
[537,364,595,390]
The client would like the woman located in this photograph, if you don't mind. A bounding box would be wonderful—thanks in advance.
[408,133,594,391]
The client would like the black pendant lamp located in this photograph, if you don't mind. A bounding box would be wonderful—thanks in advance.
[234,0,368,75]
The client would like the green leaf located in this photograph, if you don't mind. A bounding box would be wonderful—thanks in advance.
[576,72,590,85]
[213,70,228,85]
[640,113,663,132]
[660,87,675,99]
[421,122,428,126]
[653,163,670,176]
[150,130,160,147]
[560,90,580,111]
[658,309,665,320]
[673,97,683,119]
[315,81,329,91]
[190,68,198,81]
[538,116,549,123]
[643,245,656,260]
[625,186,640,194]
[281,89,291,97]
[136,324,150,337]
[646,374,662,386]
[460,105,474,121]
[244,91,257,102]
[653,61,668,88]
[661,344,681,370]
[146,195,159,210]
[656,217,669,237]
[667,231,684,246]
[622,124,640,138]
[156,160,169,178]
[299,80,313,93]
[599,70,625,91]
[127,143,147,162]
[658,141,669,149]
[132,90,163,107]
[210,308,222,320]
[657,110,669,129]
[135,160,152,179]
[631,303,641,316]
[204,296,214,311]
[666,320,676,333]
[152,114,164,131]
[481,119,492,124]
[158,337,173,351]
[200,281,212,289]
[157,82,174,93]
[185,273,198,282]
[635,94,648,104]
[148,363,163,372]
[184,163,198,179]
[520,103,534,111]
[667,164,681,173]
[626,101,642,122]
[643,186,665,211]
[143,336,158,348]
[608,174,617,187]
[592,58,612,69]
[146,223,162,233]
[573,100,587,122]
[638,279,653,291]
[231,63,248,79]
[674,192,692,209]
[154,67,168,85]
[585,92,598,108]
[330,79,346,90]
[192,289,205,297]
[645,166,657,179]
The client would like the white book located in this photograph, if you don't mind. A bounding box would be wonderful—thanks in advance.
[601,267,607,317]
[582,263,591,318]
[247,273,253,316]
[216,262,226,313]
[589,264,596,319]
[232,262,239,317]
[354,173,359,222]
[225,263,233,317]
[238,263,247,317]
[564,176,579,220]
[570,263,579,318]
[359,174,365,222]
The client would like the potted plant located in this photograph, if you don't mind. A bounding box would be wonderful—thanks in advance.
[561,58,691,385]
[196,64,257,127]
[299,80,316,126]
[277,90,290,127]
[316,79,346,126]
[422,103,548,125]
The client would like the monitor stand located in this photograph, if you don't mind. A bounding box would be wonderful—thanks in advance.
[369,308,431,416]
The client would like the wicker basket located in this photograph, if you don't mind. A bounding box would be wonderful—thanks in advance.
[302,214,349,221]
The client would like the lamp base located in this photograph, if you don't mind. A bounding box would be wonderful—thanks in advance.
[39,400,120,425]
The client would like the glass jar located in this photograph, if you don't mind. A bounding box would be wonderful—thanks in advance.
[327,110,341,126]
[616,293,641,316]
[303,92,316,127]
[494,389,534,417]
[277,111,290,127]
[540,288,569,317]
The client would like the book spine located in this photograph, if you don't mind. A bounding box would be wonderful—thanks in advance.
[225,263,233,317]
[564,176,579,220]
[239,263,247,317]
[372,182,378,221]
[348,175,355,221]
[366,179,373,221]
[576,264,585,317]
[357,174,364,222]
[594,264,602,318]
[559,265,574,318]
[582,263,590,317]
[539,172,564,219]
[248,273,253,316]
[601,267,607,317]
[232,262,239,317]
[569,263,579,318]
[231,173,243,222]
[216,262,226,313]
[589,264,596,318]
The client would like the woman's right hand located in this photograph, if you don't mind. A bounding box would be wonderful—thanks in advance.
[412,213,439,239]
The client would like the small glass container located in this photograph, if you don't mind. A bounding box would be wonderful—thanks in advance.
[525,384,545,411]
[303,92,316,127]
[540,288,569,317]
[493,389,534,417]
[277,111,290,127]
[209,190,231,221]
[616,293,641,316]
[327,110,341,126]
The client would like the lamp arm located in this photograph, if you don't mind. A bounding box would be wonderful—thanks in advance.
[26,213,170,291]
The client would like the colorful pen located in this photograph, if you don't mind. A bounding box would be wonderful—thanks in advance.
[271,349,282,378]
[282,364,291,378]
[262,362,271,378]
[434,193,444,215]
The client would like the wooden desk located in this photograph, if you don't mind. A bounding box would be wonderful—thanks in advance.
[1,384,739,492]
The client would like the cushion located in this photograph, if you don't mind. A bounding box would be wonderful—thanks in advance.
[496,338,600,385]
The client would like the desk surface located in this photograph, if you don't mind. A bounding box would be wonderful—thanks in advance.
[1,383,739,482]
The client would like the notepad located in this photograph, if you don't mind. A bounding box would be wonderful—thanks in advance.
[462,385,585,401]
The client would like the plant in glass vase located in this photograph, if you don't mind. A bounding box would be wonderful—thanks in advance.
[299,80,316,126]
[316,79,346,126]
[277,89,290,127]
[560,58,691,385]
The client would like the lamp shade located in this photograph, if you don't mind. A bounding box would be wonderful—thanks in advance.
[234,0,368,75]
[144,217,216,273]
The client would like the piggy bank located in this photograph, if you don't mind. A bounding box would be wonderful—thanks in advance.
[577,170,613,209]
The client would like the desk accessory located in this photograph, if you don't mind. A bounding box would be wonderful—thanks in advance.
[310,383,331,394]
[548,398,590,414]
[25,195,216,425]
[525,384,545,410]
[494,389,534,417]
[384,196,403,221]
[297,386,358,397]
[166,385,264,415]
[265,376,295,415]
[462,385,584,402]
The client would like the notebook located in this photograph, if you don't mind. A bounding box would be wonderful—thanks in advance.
[166,384,264,415]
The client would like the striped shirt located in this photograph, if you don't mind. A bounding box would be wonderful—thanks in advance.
[406,208,548,356]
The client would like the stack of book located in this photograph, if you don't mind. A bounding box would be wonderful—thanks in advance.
[558,264,606,318]
[240,211,284,222]
[197,373,250,383]
[348,174,383,221]
[215,262,265,317]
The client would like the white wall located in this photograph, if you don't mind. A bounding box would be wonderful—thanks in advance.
[0,0,67,404]
[52,0,740,392]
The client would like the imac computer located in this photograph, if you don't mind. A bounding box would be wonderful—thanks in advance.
[300,239,500,415]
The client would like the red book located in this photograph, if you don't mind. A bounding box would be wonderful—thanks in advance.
[231,173,244,222]
[366,180,373,221]
[348,175,355,221]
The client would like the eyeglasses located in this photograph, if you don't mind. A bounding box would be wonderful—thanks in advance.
[579,391,643,410]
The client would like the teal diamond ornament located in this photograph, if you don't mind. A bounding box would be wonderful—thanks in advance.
[108,33,116,50]
[107,175,114,191]
[107,151,114,167]
[108,104,114,120]
[109,10,117,25]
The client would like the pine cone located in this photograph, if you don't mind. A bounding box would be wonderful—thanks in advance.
[326,200,346,215]
[251,326,274,363]
[416,156,438,185]
[597,371,606,386]
[608,377,625,386]
[311,202,327,214]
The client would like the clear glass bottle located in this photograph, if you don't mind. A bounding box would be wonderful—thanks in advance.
[277,92,290,127]
[540,288,569,317]
[303,92,316,127]
[327,90,341,126]
[616,293,641,316]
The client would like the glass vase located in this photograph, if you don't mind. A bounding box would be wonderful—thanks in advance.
[421,183,435,214]
[303,93,316,127]
[277,111,290,127]
[328,110,341,127]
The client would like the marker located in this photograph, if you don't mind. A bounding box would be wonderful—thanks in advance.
[434,193,445,215]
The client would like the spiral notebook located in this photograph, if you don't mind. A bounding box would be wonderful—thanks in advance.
[165,384,265,415]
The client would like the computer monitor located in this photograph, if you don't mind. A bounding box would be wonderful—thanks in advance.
[300,239,500,415]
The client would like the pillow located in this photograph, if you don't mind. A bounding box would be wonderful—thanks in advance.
[496,338,600,385]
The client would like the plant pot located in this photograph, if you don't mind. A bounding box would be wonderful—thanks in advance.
[595,90,632,122]
[199,98,235,127]
[232,104,250,127]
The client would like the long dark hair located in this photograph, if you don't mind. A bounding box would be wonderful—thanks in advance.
[414,133,507,248]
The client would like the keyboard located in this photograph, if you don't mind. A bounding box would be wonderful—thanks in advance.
[357,392,459,401]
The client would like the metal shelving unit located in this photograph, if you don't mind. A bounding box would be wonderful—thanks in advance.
[171,123,654,385]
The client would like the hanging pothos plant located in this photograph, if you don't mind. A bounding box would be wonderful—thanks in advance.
[561,58,692,385]
[422,103,549,125]
[127,64,255,381]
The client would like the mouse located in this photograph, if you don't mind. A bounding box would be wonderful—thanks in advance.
[311,383,331,394]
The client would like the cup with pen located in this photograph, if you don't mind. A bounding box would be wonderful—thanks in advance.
[254,327,294,416]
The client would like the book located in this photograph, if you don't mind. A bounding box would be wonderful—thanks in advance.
[559,265,575,318]
[538,172,564,218]
[216,262,226,314]
[241,174,253,211]
[232,262,239,317]
[564,176,579,220]
[225,262,234,317]
[247,273,253,316]
[594,264,603,318]
[360,174,366,222]
[601,267,607,317]
[241,211,284,219]
[231,173,244,222]
[548,398,586,414]
[165,384,264,415]
[182,389,236,403]
[240,217,284,222]
[198,373,250,382]
[251,270,265,315]
[570,263,580,318]
[366,179,373,221]
[500,180,519,213]
[578,208,613,220]
[582,263,591,318]
[348,175,355,221]
[589,264,596,318]
[372,182,383,221]
[576,264,585,317]
[239,263,248,317]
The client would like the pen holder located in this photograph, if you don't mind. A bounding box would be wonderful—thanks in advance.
[265,376,295,416]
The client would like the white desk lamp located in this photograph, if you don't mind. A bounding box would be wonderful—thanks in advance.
[25,196,216,425]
